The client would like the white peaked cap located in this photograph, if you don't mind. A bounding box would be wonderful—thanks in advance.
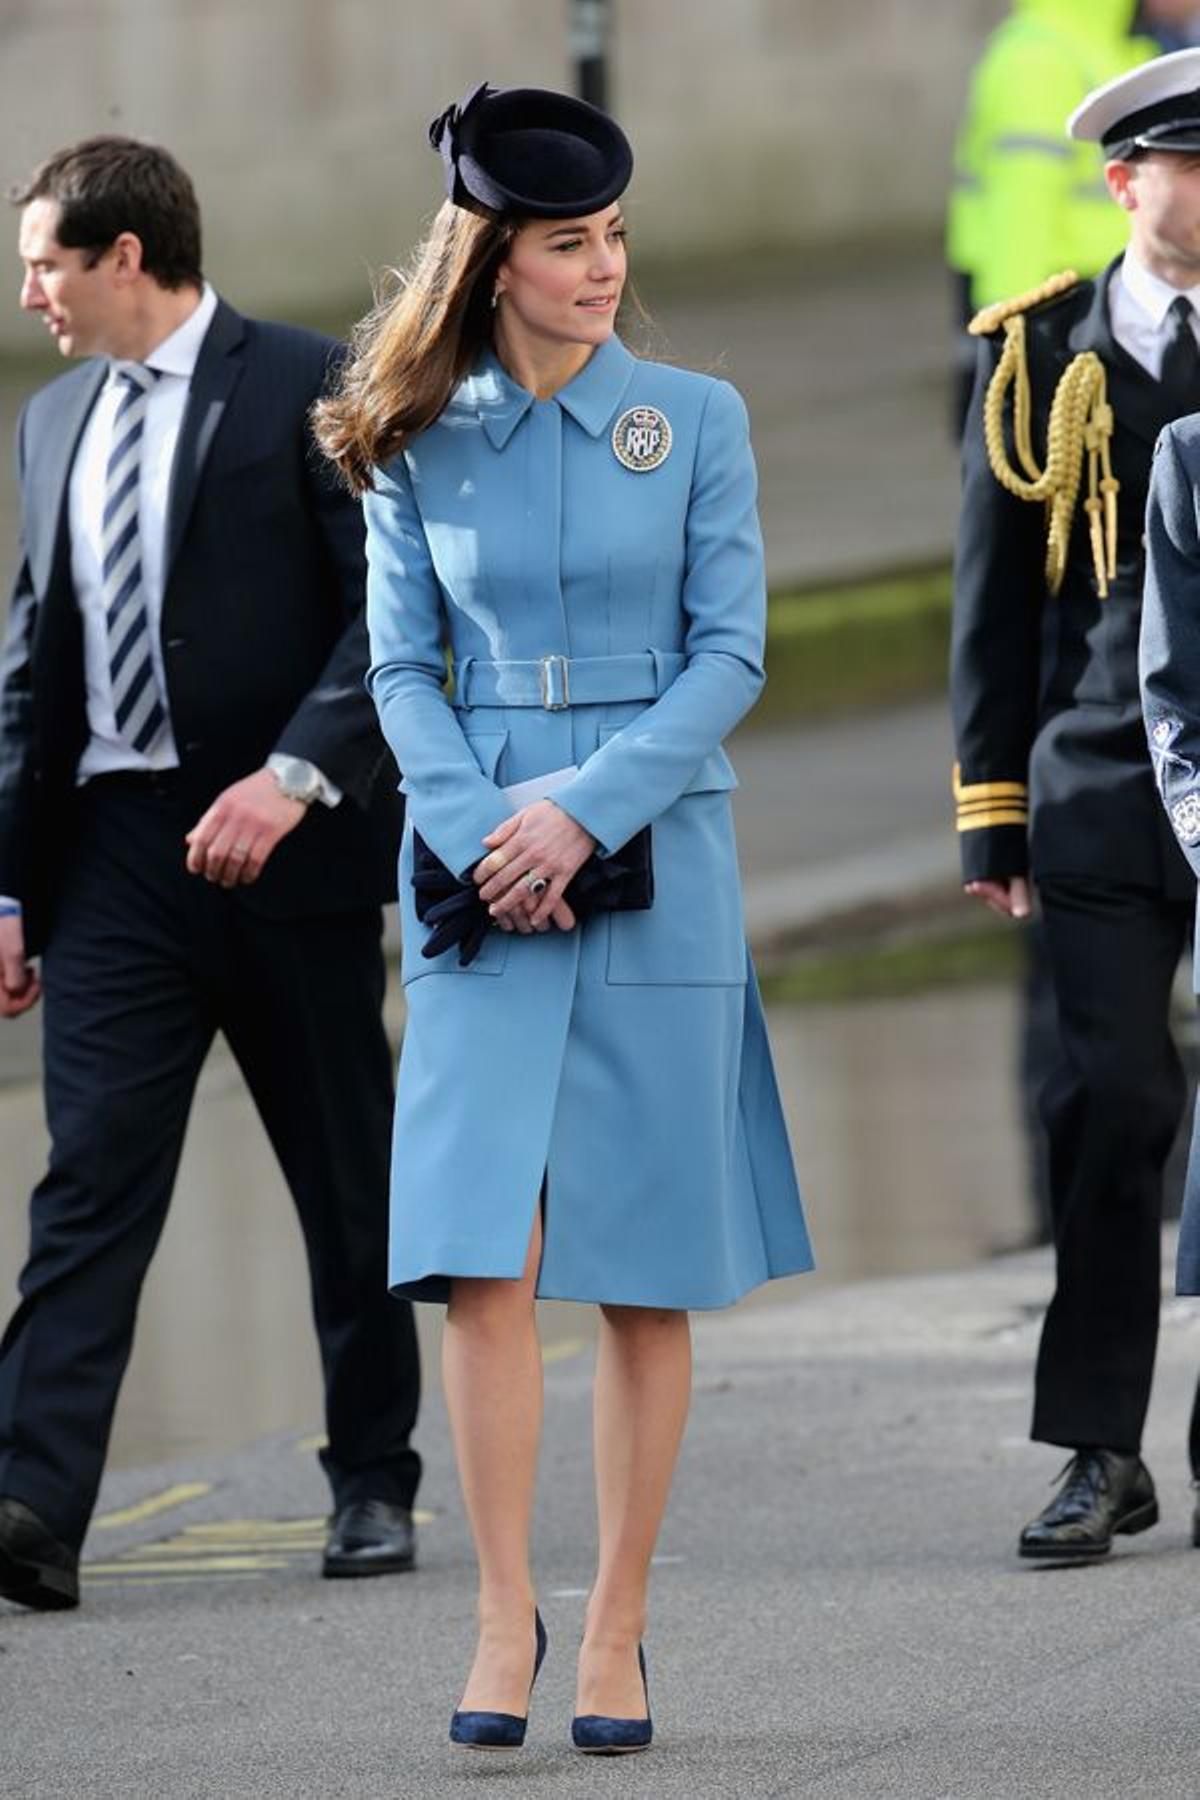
[1068,48,1200,150]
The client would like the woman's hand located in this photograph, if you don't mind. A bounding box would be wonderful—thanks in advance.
[475,799,596,932]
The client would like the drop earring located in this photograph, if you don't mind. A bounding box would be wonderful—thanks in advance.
[491,289,501,311]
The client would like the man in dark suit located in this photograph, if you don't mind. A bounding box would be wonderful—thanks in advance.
[951,53,1200,1559]
[0,136,420,1609]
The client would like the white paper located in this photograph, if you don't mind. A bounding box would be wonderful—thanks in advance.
[503,765,579,809]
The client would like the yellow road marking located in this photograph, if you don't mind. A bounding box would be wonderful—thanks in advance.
[93,1482,213,1530]
[182,1518,328,1540]
[112,1537,327,1557]
[87,1572,264,1585]
[85,1506,438,1580]
[179,1510,436,1537]
[86,1555,289,1575]
[542,1337,586,1365]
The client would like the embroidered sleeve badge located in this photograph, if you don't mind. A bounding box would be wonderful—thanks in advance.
[612,406,672,472]
[1170,791,1200,846]
[1150,716,1196,796]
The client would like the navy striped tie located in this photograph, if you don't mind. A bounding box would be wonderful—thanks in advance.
[103,362,166,755]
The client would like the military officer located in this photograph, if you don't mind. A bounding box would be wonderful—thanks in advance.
[952,50,1200,1559]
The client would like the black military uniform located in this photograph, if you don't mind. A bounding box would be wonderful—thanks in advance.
[952,257,1200,1544]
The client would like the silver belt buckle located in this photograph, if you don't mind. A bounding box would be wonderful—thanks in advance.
[539,654,570,710]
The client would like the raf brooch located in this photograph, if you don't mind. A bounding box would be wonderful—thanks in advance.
[612,405,672,472]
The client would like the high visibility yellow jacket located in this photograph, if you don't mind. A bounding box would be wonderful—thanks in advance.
[947,0,1155,309]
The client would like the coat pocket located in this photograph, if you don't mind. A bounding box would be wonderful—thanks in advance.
[399,729,510,983]
[463,729,508,783]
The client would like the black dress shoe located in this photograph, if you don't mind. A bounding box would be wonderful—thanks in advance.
[322,1498,415,1579]
[1191,1484,1200,1549]
[1019,1449,1158,1560]
[0,1497,80,1610]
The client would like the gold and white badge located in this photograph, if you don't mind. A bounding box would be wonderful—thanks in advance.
[612,405,672,472]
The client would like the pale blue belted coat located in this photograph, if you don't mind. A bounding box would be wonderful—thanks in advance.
[364,335,813,1308]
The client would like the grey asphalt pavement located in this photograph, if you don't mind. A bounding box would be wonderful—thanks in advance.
[4,1237,1200,1798]
[640,247,959,587]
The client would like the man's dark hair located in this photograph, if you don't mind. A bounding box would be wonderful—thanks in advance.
[10,136,202,290]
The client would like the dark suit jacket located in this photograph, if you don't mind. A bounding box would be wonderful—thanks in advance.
[0,298,401,951]
[950,257,1194,901]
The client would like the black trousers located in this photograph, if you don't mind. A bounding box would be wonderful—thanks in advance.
[0,776,420,1548]
[1033,876,1192,1454]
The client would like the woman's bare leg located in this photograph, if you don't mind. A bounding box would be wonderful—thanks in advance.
[443,1209,544,1714]
[575,1304,692,1717]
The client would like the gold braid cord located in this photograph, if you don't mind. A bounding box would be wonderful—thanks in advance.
[971,273,1118,598]
[967,269,1081,338]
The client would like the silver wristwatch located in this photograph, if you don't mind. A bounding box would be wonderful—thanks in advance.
[267,754,324,806]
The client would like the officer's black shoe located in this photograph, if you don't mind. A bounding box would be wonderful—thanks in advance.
[0,1496,80,1610]
[1191,1484,1200,1548]
[322,1498,416,1579]
[1018,1450,1158,1560]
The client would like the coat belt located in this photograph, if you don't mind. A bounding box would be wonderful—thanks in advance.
[453,650,687,711]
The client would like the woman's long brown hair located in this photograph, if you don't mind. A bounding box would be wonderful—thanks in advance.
[313,200,516,494]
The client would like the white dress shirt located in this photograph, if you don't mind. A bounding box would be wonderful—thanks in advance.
[71,283,218,780]
[1109,250,1200,378]
[68,283,339,803]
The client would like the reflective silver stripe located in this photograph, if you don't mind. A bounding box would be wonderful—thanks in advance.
[951,170,982,193]
[1070,180,1111,201]
[994,134,1073,159]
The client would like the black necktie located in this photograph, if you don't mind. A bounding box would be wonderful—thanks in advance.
[1160,294,1200,406]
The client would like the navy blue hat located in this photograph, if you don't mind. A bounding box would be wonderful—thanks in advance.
[428,82,633,219]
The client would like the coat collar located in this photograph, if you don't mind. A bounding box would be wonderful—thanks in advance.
[163,295,247,574]
[1067,257,1187,451]
[26,300,245,607]
[25,360,107,604]
[1067,257,1123,362]
[555,334,637,436]
[467,335,637,450]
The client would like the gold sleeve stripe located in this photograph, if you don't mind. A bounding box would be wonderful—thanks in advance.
[952,764,1028,802]
[956,782,1028,799]
[956,793,1029,813]
[956,809,1028,832]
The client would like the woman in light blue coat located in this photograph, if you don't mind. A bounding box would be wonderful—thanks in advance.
[317,84,813,1754]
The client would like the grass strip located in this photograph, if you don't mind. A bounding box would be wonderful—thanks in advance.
[757,565,952,724]
[759,921,1023,1008]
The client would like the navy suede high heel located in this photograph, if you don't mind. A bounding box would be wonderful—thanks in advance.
[571,1643,653,1755]
[449,1610,547,1751]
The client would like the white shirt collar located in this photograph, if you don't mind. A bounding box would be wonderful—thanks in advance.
[1119,250,1200,329]
[106,281,218,385]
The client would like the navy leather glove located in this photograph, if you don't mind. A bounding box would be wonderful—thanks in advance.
[411,838,490,965]
[411,825,653,967]
[419,886,491,965]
